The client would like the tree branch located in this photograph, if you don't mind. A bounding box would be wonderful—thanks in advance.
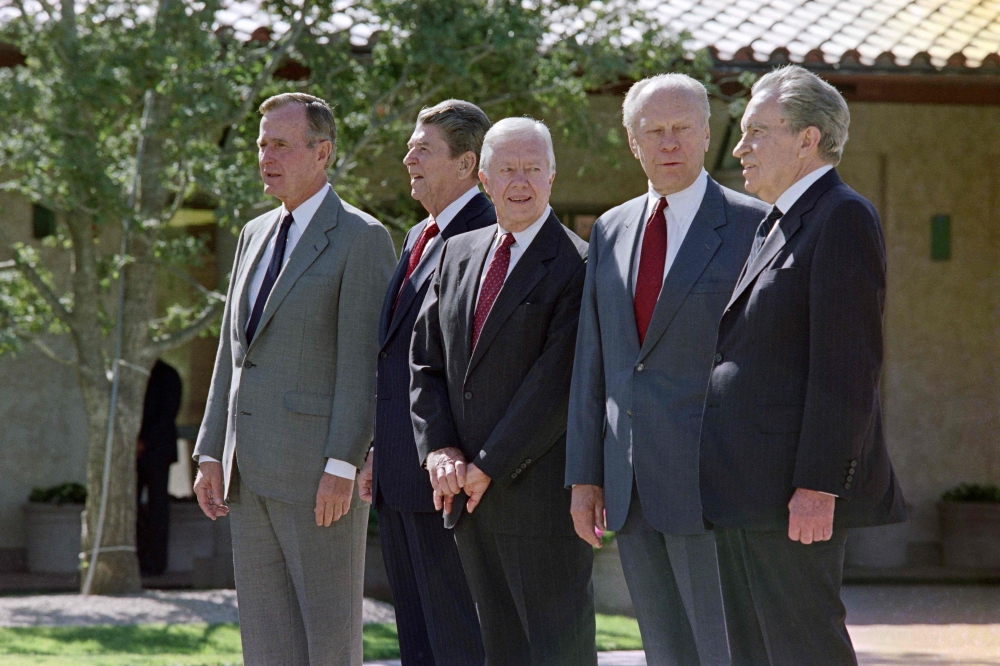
[151,299,225,353]
[220,0,315,144]
[0,227,74,326]
[29,335,78,367]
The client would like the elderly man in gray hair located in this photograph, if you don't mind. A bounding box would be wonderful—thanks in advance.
[700,65,907,665]
[409,117,594,665]
[566,72,767,665]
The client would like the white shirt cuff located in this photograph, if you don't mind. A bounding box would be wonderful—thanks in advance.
[199,455,220,464]
[324,458,357,479]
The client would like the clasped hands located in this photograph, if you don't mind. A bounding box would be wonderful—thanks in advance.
[425,447,491,514]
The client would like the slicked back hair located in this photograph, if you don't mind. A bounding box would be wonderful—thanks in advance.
[622,73,711,131]
[416,99,492,170]
[751,65,850,165]
[259,93,337,168]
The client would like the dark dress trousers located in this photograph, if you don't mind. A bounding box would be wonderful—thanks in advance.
[566,177,768,665]
[373,192,494,666]
[700,169,907,666]
[136,359,182,575]
[410,213,595,666]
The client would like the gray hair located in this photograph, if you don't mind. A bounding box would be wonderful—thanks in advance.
[622,74,711,130]
[416,99,492,169]
[259,93,337,168]
[480,117,556,175]
[751,65,850,165]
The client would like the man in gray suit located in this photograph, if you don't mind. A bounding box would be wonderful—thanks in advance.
[566,75,768,666]
[193,93,396,665]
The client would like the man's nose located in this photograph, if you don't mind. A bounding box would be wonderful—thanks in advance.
[660,132,680,151]
[403,148,417,166]
[733,135,749,159]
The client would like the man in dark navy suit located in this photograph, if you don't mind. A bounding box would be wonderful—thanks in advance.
[701,66,907,665]
[358,99,493,666]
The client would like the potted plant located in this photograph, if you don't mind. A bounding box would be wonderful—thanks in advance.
[939,483,1000,568]
[23,482,86,574]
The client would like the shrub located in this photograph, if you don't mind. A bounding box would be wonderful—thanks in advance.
[941,483,1000,503]
[28,482,87,505]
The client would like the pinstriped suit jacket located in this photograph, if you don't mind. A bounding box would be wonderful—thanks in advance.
[194,188,397,506]
[700,169,907,530]
[372,193,495,512]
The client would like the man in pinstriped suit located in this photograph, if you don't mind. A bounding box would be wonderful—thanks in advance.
[357,100,493,666]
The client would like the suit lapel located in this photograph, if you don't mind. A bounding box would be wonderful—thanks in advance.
[638,179,726,361]
[614,197,648,352]
[451,228,495,378]
[726,169,841,311]
[234,210,282,351]
[248,189,340,348]
[381,220,425,345]
[466,213,561,378]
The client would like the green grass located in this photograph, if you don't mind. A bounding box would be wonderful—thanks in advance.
[0,614,640,663]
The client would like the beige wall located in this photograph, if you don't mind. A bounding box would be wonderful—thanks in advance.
[1,97,997,559]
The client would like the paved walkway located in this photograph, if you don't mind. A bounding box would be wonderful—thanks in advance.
[1,585,997,665]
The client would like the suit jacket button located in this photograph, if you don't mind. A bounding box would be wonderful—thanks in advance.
[636,363,644,372]
[244,359,255,368]
[379,351,388,359]
[850,460,858,468]
[714,353,723,363]
[525,458,531,464]
[511,473,517,480]
[844,483,852,490]
[464,391,473,400]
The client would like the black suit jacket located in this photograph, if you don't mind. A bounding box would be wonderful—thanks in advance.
[373,192,495,512]
[700,169,907,530]
[138,359,182,468]
[410,212,588,536]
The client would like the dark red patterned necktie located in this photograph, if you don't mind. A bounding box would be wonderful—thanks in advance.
[471,232,515,351]
[394,219,439,311]
[633,197,668,345]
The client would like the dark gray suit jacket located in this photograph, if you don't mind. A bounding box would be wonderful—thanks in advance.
[566,177,768,534]
[410,212,588,536]
[700,169,907,530]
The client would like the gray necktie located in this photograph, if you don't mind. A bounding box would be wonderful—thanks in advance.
[747,206,783,267]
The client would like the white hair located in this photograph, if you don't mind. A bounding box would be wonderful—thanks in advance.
[751,65,850,165]
[622,73,711,130]
[479,117,556,175]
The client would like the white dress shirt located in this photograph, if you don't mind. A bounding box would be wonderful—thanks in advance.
[631,169,709,291]
[769,165,834,232]
[419,185,480,260]
[200,183,356,481]
[475,207,550,303]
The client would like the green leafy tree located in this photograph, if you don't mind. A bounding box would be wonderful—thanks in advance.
[0,0,708,594]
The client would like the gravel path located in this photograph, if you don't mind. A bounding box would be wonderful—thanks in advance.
[0,590,396,627]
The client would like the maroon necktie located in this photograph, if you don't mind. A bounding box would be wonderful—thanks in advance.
[633,197,668,346]
[394,219,439,311]
[471,232,515,351]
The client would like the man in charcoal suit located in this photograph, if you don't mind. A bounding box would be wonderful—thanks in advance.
[357,99,493,666]
[410,117,594,665]
[193,93,396,666]
[566,74,767,666]
[702,65,907,665]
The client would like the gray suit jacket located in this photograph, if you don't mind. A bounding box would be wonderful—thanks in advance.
[565,177,768,535]
[195,188,397,506]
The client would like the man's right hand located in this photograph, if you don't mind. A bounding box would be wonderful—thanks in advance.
[358,451,374,504]
[570,484,606,548]
[426,446,467,497]
[193,461,229,520]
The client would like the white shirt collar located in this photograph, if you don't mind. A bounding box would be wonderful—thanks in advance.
[282,182,332,229]
[498,206,550,249]
[432,185,481,232]
[774,165,834,215]
[648,168,708,223]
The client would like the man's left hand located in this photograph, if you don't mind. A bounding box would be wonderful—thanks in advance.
[464,464,491,513]
[315,473,354,527]
[788,487,835,544]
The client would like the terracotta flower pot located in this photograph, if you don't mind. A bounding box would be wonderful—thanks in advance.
[939,501,1000,568]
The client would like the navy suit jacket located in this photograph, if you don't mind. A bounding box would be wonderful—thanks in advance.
[566,177,767,534]
[373,192,495,512]
[700,169,907,530]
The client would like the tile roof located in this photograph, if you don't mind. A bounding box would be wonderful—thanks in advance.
[645,0,1000,71]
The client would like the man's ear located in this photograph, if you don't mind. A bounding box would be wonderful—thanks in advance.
[317,139,333,166]
[458,151,477,179]
[478,170,491,197]
[627,128,640,161]
[799,126,822,159]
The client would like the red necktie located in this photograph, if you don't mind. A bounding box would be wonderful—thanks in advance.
[471,232,515,351]
[634,197,668,346]
[394,219,439,311]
